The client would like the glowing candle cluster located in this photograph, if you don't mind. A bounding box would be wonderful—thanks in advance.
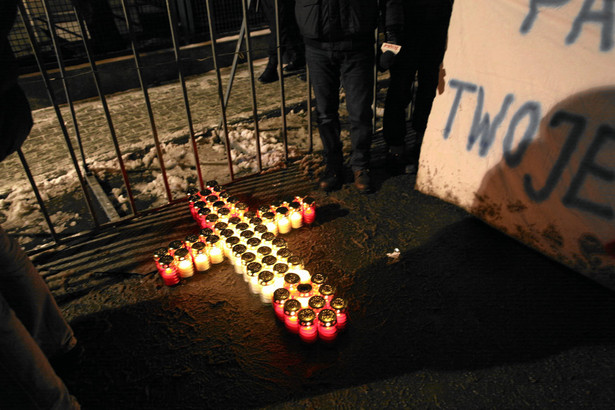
[152,181,348,342]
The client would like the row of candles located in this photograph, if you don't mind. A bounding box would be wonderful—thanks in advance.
[152,180,347,343]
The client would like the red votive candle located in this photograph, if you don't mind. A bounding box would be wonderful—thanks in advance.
[158,255,180,286]
[308,295,326,316]
[188,194,200,220]
[197,208,211,229]
[153,247,168,270]
[317,309,338,343]
[283,299,302,334]
[298,308,318,344]
[302,197,316,225]
[184,234,199,252]
[329,297,348,331]
[296,283,313,308]
[199,227,213,244]
[318,284,335,306]
[273,288,290,320]
[283,272,301,295]
[310,273,327,287]
[205,213,219,230]
[167,240,183,257]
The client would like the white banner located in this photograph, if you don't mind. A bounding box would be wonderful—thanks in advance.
[416,0,615,289]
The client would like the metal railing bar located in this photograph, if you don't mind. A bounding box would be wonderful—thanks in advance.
[372,29,379,135]
[119,0,173,203]
[306,66,313,153]
[273,0,289,162]
[18,1,100,233]
[241,0,263,173]
[72,5,138,217]
[204,0,234,182]
[165,0,205,190]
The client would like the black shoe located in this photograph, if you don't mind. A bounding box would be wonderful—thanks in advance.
[284,57,305,72]
[319,166,343,192]
[353,169,371,194]
[258,63,278,84]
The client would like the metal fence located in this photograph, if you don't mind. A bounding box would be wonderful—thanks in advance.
[5,0,391,253]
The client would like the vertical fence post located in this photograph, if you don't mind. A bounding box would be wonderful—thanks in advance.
[273,0,289,161]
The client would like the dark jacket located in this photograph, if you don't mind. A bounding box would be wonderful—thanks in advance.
[295,0,403,48]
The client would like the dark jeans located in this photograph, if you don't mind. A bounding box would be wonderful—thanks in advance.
[260,0,304,64]
[306,44,374,171]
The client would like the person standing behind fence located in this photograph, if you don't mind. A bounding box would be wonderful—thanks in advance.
[382,0,454,175]
[0,2,81,408]
[294,0,404,193]
[257,0,306,84]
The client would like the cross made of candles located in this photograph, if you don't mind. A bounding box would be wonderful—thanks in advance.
[152,180,347,344]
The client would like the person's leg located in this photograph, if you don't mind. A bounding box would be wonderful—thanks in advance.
[258,0,279,83]
[0,227,75,359]
[305,45,344,190]
[0,291,79,409]
[280,0,305,71]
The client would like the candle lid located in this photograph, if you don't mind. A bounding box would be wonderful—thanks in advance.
[308,295,326,310]
[246,262,262,277]
[276,248,292,260]
[272,237,286,248]
[218,207,231,217]
[186,186,199,196]
[206,213,219,223]
[206,194,218,203]
[153,247,168,259]
[243,210,257,220]
[199,189,212,198]
[261,232,275,243]
[287,255,302,268]
[226,195,239,205]
[236,222,249,232]
[261,211,275,222]
[303,196,315,206]
[258,205,271,214]
[159,255,174,267]
[319,284,334,297]
[288,201,300,211]
[318,309,337,326]
[273,263,289,276]
[235,202,248,211]
[329,297,347,312]
[240,230,254,240]
[258,270,275,285]
[185,234,199,244]
[298,308,316,325]
[191,241,206,252]
[219,191,230,200]
[212,200,225,210]
[219,228,234,238]
[228,216,242,226]
[273,288,290,303]
[272,199,283,208]
[262,255,277,267]
[297,283,313,295]
[310,273,326,285]
[215,222,229,232]
[168,240,183,251]
[282,196,294,206]
[247,237,262,249]
[284,299,302,315]
[197,207,212,217]
[284,272,300,285]
[241,252,256,264]
[249,217,263,226]
[232,244,247,256]
[276,206,289,216]
[211,184,222,194]
[174,248,189,260]
[205,179,218,188]
[199,227,213,238]
[188,194,200,203]
[226,236,240,248]
[206,235,220,245]
[256,245,271,257]
[254,224,268,235]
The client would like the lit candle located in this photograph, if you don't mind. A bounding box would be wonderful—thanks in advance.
[206,235,224,264]
[193,199,207,219]
[240,252,257,276]
[205,213,219,230]
[227,216,242,230]
[188,194,200,220]
[217,207,231,224]
[199,227,213,243]
[298,308,318,344]
[302,197,316,225]
[308,295,326,316]
[261,212,277,236]
[240,229,255,245]
[247,237,262,252]
[257,205,271,218]
[191,241,210,272]
[253,224,268,237]
[283,299,302,334]
[153,247,168,271]
[235,222,249,235]
[184,234,199,252]
[198,188,212,200]
[273,288,290,320]
[218,190,230,205]
[224,236,240,259]
[232,244,247,274]
[209,184,222,198]
[243,210,257,222]
[271,237,286,252]
[205,179,219,190]
[260,232,275,246]
[205,194,219,206]
[226,196,239,213]
[310,273,327,287]
[256,245,272,261]
[276,206,291,234]
[258,271,276,304]
[329,297,348,331]
[296,283,313,308]
[174,248,194,278]
[276,248,292,264]
[219,229,234,246]
[197,208,211,229]
[248,217,263,229]
[317,309,338,342]
[272,263,289,289]
[283,272,301,295]
[288,256,310,283]
[214,221,229,235]
[289,201,302,229]
[167,240,183,257]
[245,261,262,290]
[186,186,199,197]
[234,202,248,220]
[318,284,335,306]
[158,255,180,286]
[261,255,277,274]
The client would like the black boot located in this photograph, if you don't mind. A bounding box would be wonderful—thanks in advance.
[319,164,343,192]
[258,60,278,84]
[353,169,371,194]
[284,54,306,72]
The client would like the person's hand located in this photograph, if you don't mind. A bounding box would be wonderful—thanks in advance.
[378,29,402,72]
